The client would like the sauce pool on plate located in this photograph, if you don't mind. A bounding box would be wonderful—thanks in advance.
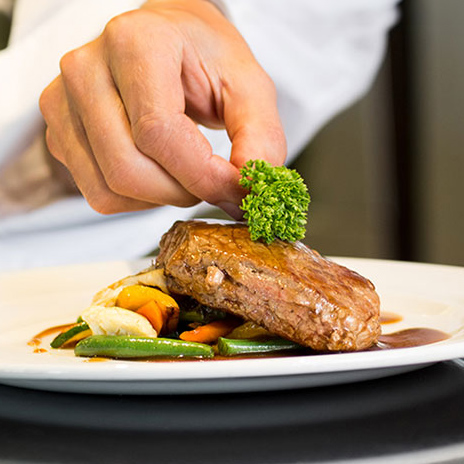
[28,316,450,361]
[380,312,403,325]
[375,328,449,350]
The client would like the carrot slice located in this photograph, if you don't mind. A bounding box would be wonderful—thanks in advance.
[116,285,178,312]
[136,301,165,334]
[179,318,240,344]
[117,285,180,334]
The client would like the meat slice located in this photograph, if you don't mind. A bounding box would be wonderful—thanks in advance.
[156,220,381,351]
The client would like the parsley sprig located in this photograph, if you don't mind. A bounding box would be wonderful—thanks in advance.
[239,160,310,243]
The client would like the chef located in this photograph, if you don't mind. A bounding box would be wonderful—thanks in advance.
[0,0,398,271]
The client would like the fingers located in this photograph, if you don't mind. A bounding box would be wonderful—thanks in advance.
[39,5,286,219]
[102,12,185,130]
[58,41,200,208]
[40,79,156,214]
[222,66,287,170]
[103,11,245,207]
[134,112,245,206]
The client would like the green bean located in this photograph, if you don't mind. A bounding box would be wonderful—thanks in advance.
[217,337,304,357]
[75,335,214,359]
[50,321,91,348]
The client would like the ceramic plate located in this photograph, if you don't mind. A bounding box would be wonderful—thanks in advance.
[1,258,463,395]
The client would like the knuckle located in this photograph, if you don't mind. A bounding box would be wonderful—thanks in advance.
[102,155,152,202]
[104,10,159,47]
[59,49,81,76]
[104,12,134,46]
[86,191,119,215]
[185,171,218,204]
[133,114,173,160]
[59,48,90,93]
[103,159,136,198]
[38,90,52,121]
[43,128,69,166]
[242,63,277,96]
[103,10,180,56]
[73,169,131,215]
[39,80,60,121]
[44,129,58,158]
[184,173,205,194]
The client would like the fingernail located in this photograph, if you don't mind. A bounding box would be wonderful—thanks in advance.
[217,201,244,221]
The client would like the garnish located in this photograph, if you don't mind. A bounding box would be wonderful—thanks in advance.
[239,159,310,243]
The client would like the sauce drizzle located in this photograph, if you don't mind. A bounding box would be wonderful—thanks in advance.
[29,324,450,359]
[380,312,403,325]
[375,327,449,350]
[28,323,74,347]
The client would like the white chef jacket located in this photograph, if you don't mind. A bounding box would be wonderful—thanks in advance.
[0,0,398,272]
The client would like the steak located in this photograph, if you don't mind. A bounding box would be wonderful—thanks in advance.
[156,220,381,351]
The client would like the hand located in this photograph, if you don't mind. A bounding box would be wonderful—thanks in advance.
[39,0,286,217]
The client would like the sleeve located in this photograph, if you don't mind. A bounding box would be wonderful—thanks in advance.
[215,0,399,162]
[0,0,144,217]
[0,0,399,271]
[0,0,13,16]
[0,0,144,168]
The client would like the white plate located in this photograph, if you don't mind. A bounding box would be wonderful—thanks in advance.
[1,258,464,395]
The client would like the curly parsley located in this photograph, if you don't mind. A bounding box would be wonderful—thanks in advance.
[239,160,310,243]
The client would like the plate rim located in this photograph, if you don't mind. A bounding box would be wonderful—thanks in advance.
[1,257,464,393]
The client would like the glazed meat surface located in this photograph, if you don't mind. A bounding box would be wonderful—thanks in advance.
[156,221,381,351]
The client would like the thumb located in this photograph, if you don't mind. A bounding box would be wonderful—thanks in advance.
[223,69,287,169]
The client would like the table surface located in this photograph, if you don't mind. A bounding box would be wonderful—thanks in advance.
[1,360,464,464]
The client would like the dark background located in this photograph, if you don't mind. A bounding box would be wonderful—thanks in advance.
[294,0,464,267]
[1,360,464,463]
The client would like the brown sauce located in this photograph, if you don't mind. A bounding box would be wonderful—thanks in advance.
[136,328,451,362]
[30,324,450,360]
[28,323,74,348]
[374,327,449,350]
[380,312,403,325]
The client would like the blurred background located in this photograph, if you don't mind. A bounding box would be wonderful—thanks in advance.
[293,0,464,267]
[1,1,462,266]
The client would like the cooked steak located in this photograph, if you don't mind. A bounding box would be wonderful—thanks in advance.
[156,220,381,351]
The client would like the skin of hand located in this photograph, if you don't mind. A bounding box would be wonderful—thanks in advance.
[39,0,287,217]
